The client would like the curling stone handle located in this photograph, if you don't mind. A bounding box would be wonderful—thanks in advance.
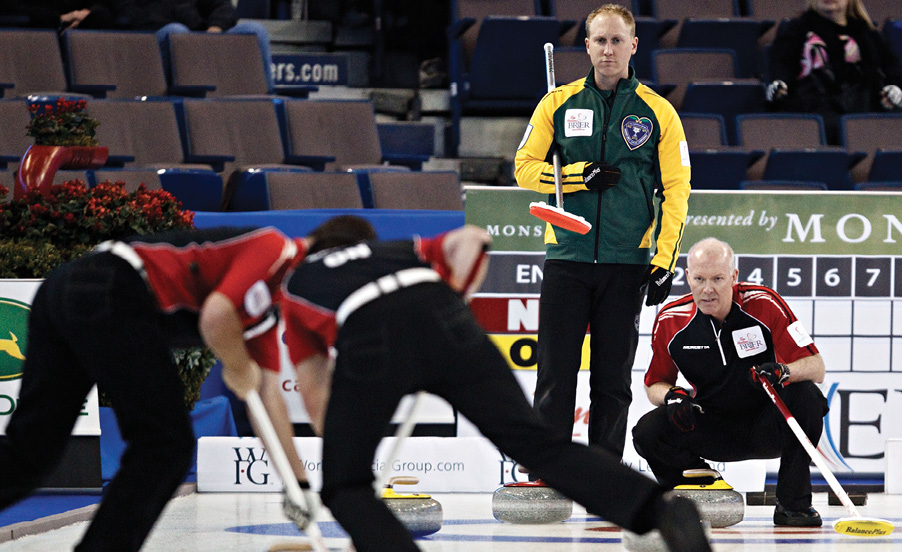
[682,469,723,480]
[387,476,420,487]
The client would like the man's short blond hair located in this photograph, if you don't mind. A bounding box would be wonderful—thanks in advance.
[585,4,636,38]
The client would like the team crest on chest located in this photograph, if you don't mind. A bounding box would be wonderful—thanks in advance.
[621,114,653,150]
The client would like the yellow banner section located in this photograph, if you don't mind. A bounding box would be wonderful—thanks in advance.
[488,334,591,371]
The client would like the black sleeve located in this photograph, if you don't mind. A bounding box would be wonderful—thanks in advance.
[768,17,806,84]
[871,28,902,87]
[197,0,236,30]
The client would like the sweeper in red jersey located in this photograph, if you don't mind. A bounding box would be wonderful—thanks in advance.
[0,226,313,551]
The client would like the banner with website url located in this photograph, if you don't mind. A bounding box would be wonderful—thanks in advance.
[196,435,765,493]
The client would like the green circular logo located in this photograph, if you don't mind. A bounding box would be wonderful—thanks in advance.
[0,299,30,381]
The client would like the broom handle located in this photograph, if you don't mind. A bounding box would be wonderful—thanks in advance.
[246,390,328,552]
[544,42,565,210]
[757,374,861,518]
[374,391,427,495]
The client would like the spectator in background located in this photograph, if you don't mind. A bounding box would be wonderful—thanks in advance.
[114,0,274,91]
[0,0,115,30]
[767,0,902,144]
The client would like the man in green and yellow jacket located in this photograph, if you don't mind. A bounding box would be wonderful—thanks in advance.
[514,4,690,458]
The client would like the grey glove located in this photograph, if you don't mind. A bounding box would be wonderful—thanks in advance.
[882,85,902,109]
[283,483,320,531]
[766,80,788,102]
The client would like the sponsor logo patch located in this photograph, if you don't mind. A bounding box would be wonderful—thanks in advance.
[621,114,653,150]
[564,109,594,137]
[787,321,814,347]
[732,325,768,358]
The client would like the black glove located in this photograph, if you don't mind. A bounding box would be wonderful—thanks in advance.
[583,162,620,189]
[643,265,674,306]
[665,386,701,432]
[750,362,790,389]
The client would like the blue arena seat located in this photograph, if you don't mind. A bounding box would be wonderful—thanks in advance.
[264,171,364,210]
[840,113,902,184]
[377,122,437,162]
[739,179,828,190]
[651,48,738,109]
[737,113,861,190]
[0,99,31,169]
[367,171,464,210]
[0,29,71,98]
[866,149,902,182]
[167,32,315,98]
[448,0,558,155]
[62,30,169,99]
[681,112,762,190]
[179,98,313,210]
[650,0,740,47]
[884,20,902,61]
[676,18,774,78]
[853,180,902,191]
[681,80,766,144]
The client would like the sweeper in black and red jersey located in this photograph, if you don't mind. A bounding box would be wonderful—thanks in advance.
[0,226,316,551]
[279,215,712,552]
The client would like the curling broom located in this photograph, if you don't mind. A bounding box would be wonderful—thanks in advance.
[754,370,894,537]
[528,43,592,235]
[245,389,331,552]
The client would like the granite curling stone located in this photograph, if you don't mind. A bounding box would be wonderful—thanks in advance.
[671,468,744,528]
[491,480,573,524]
[381,476,443,536]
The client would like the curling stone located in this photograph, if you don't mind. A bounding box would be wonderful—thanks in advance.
[381,476,443,536]
[491,480,573,524]
[622,521,712,552]
[671,468,744,528]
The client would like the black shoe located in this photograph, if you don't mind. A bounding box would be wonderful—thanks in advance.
[656,494,712,552]
[774,502,822,527]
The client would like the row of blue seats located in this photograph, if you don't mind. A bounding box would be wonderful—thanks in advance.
[685,112,902,190]
[3,168,464,213]
[0,95,438,211]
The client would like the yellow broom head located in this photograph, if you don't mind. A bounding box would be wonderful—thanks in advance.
[833,517,895,537]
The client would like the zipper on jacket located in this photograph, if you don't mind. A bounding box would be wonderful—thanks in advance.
[594,85,617,262]
[710,319,727,365]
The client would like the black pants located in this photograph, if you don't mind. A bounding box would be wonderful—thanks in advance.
[534,260,646,456]
[632,381,828,511]
[0,253,195,551]
[319,283,664,552]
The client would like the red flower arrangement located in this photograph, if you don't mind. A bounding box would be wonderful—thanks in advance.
[0,179,194,278]
[26,98,100,147]
[0,179,212,408]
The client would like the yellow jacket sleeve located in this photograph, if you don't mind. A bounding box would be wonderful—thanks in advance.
[646,92,690,272]
[514,89,591,195]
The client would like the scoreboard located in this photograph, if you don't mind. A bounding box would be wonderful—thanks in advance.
[669,254,902,299]
[465,187,902,473]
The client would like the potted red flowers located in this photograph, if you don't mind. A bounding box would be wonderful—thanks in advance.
[14,98,109,200]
